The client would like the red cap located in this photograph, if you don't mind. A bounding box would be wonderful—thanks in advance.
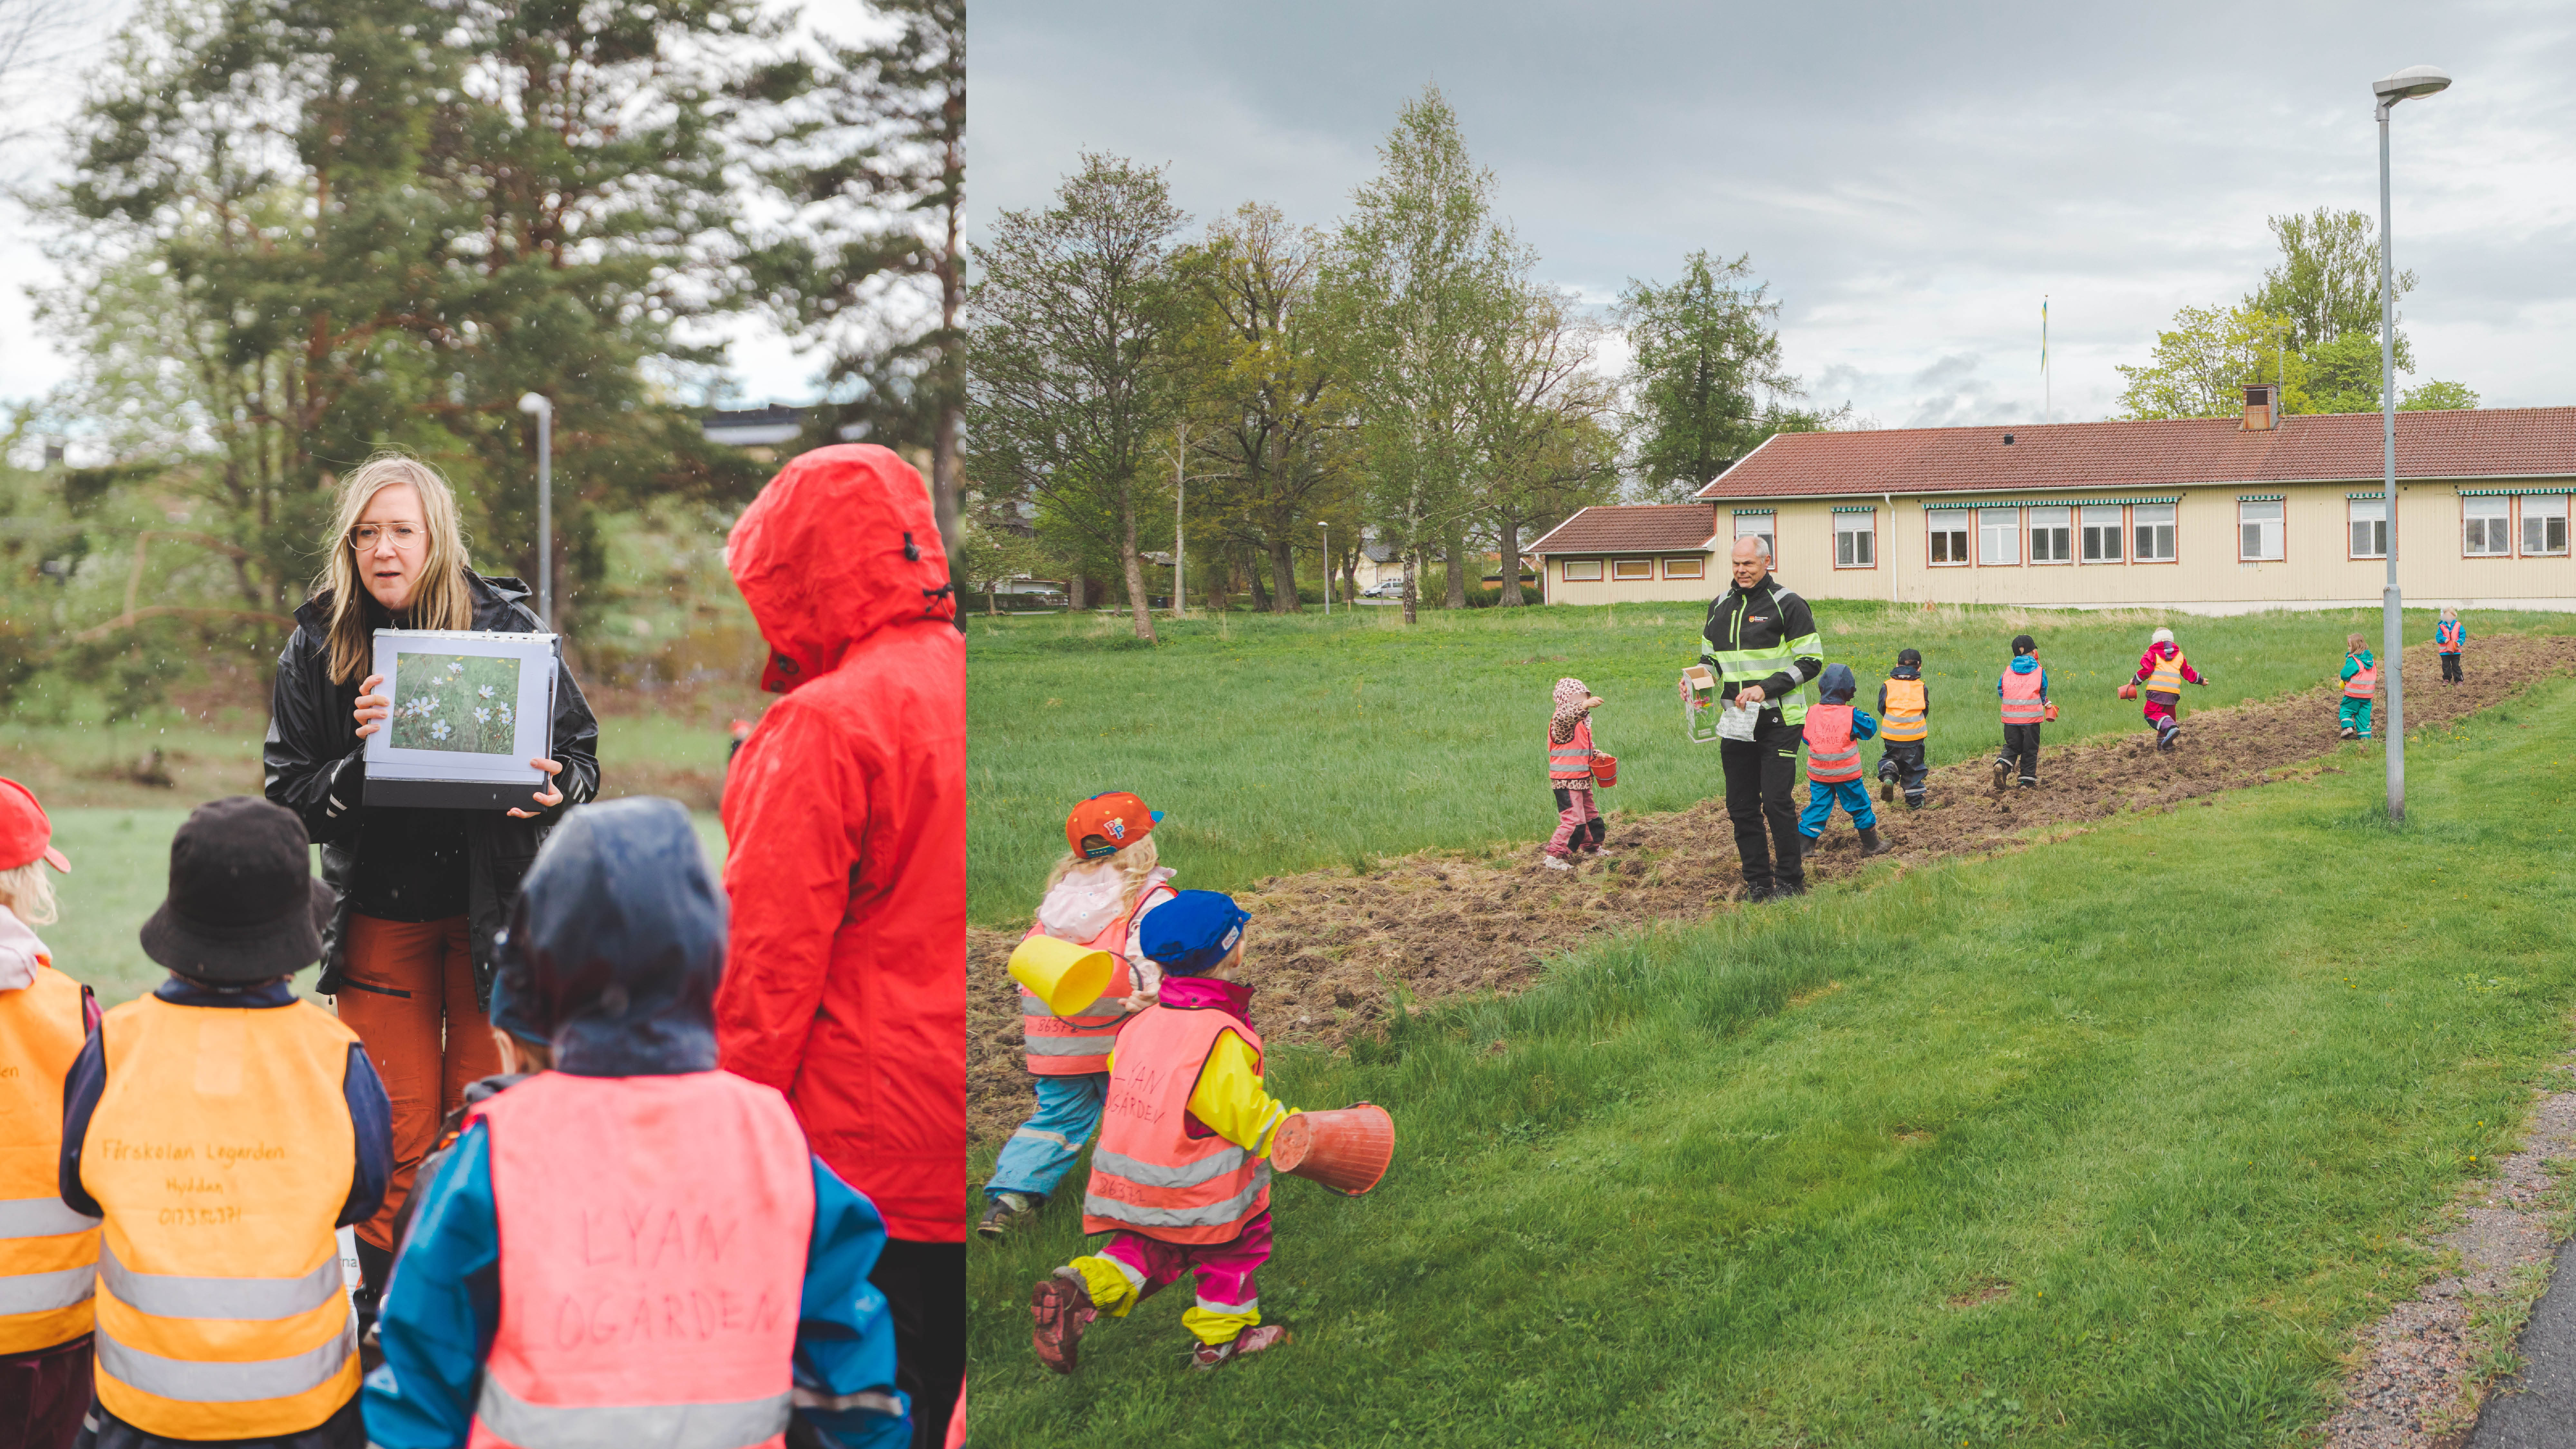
[0,778,69,874]
[1065,792,1164,860]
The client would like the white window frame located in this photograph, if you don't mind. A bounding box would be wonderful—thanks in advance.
[1732,512,1775,564]
[2522,495,2569,557]
[1560,557,1602,582]
[2027,506,2072,564]
[2134,503,2177,563]
[1612,557,1654,580]
[2079,505,2124,563]
[2348,497,2388,560]
[1927,510,1971,566]
[2238,499,2285,562]
[1978,507,2020,566]
[2463,496,2510,557]
[1662,555,1705,579]
[1833,511,1876,569]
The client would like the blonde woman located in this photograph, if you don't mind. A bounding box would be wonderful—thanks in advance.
[261,452,598,1332]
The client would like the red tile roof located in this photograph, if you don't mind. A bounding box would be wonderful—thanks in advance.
[1698,407,2576,502]
[1528,504,1719,554]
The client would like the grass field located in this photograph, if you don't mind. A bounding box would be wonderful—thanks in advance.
[967,672,2576,1445]
[965,600,2557,926]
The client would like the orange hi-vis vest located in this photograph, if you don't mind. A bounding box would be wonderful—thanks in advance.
[1801,705,1863,783]
[2345,655,2379,699]
[80,995,359,1441]
[466,1070,815,1449]
[2437,620,2463,654]
[2146,649,2188,696]
[1879,677,1927,742]
[2000,666,2047,724]
[1019,882,1175,1077]
[1083,998,1269,1245]
[1548,717,1596,782]
[0,965,100,1354]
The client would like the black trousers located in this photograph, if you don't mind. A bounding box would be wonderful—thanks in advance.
[2441,652,2463,683]
[871,1239,966,1449]
[1996,724,2041,784]
[1721,714,1805,889]
[1877,739,1928,805]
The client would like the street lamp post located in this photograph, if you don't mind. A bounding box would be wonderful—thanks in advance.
[516,393,554,629]
[1318,522,1330,617]
[2372,63,2450,823]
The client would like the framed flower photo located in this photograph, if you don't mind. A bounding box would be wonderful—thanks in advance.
[363,629,559,809]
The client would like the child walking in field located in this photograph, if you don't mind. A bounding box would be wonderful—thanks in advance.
[2437,609,2465,685]
[1030,891,1300,1372]
[1875,648,1931,809]
[982,792,1179,1239]
[2339,634,2380,739]
[1542,677,1608,870]
[1801,664,1888,857]
[1992,633,2051,789]
[2130,627,2207,751]
[0,778,98,1449]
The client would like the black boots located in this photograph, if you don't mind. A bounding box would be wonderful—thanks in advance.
[1858,827,1889,857]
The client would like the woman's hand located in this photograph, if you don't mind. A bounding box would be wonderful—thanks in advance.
[508,758,565,819]
[353,675,391,738]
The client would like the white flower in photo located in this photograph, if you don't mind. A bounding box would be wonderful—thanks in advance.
[495,705,514,724]
[447,660,464,674]
[473,707,491,724]
[430,720,452,740]
[478,685,495,699]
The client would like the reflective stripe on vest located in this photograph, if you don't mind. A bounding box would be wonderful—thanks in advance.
[1548,717,1595,781]
[0,966,99,1355]
[82,995,360,1440]
[469,1070,815,1449]
[1879,677,1927,741]
[1801,705,1862,783]
[2345,660,2378,698]
[1020,883,1173,1076]
[2000,667,2046,724]
[1083,1004,1269,1245]
[1702,584,1814,725]
[2437,621,2462,652]
[2146,649,2187,695]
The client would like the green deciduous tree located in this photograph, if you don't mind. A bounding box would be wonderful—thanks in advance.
[2114,305,2295,420]
[2245,207,2414,353]
[1617,250,1803,500]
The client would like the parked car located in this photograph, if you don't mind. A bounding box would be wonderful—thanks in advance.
[1358,578,1410,599]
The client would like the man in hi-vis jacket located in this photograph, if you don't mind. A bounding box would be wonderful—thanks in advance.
[1699,536,1824,900]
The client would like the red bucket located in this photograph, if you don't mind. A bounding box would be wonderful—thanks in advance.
[1592,753,1618,788]
[1271,1103,1394,1196]
[2117,682,2138,700]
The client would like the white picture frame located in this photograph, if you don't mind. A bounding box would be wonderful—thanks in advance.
[363,629,558,810]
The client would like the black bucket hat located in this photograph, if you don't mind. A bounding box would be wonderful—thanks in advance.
[139,797,335,982]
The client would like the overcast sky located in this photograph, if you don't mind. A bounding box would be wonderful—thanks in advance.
[975,0,2576,428]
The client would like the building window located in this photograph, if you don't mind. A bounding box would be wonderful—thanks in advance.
[2523,495,2569,556]
[1613,558,1653,580]
[2028,506,2072,564]
[2463,496,2510,556]
[1561,558,1602,581]
[1834,512,1875,568]
[2239,499,2284,561]
[1733,512,1774,563]
[1928,510,1970,565]
[2080,505,2124,562]
[2349,497,2387,559]
[1978,507,2020,566]
[2134,503,2176,562]
[1662,555,1705,579]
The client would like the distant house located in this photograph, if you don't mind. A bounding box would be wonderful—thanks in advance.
[1527,504,1722,604]
[700,405,804,447]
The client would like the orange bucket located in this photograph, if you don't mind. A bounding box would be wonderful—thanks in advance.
[1271,1103,1394,1196]
[2117,682,2139,701]
[1592,753,1618,788]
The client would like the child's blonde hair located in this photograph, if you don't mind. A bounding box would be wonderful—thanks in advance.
[0,860,58,926]
[491,1029,553,1075]
[1043,833,1161,910]
[2348,633,2366,650]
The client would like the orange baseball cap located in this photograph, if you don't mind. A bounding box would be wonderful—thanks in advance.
[0,778,70,874]
[1066,792,1163,860]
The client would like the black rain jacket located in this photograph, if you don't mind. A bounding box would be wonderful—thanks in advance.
[263,572,600,1006]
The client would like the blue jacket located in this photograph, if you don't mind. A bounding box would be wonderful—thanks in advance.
[1998,653,2050,702]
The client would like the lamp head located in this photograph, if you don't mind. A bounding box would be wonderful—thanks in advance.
[2372,65,2451,105]
[516,392,552,417]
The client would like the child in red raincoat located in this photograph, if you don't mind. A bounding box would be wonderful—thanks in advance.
[2129,627,2207,750]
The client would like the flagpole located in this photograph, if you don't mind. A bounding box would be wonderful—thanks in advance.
[2043,295,2051,425]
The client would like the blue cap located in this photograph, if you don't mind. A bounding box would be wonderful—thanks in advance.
[1140,890,1251,976]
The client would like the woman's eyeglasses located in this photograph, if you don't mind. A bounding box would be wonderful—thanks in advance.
[350,523,423,551]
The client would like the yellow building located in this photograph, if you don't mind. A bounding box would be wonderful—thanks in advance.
[1536,393,2576,613]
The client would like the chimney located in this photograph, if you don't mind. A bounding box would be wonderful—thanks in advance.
[2241,383,2281,432]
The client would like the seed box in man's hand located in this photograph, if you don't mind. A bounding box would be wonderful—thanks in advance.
[363,629,559,809]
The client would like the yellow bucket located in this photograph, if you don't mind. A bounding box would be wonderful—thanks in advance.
[1008,935,1115,1018]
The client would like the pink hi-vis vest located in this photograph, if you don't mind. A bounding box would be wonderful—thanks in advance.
[1548,717,1595,782]
[2437,620,2462,654]
[2345,657,2379,699]
[1084,994,1269,1246]
[1802,705,1863,783]
[2000,666,2046,724]
[467,1071,814,1449]
[1018,883,1173,1077]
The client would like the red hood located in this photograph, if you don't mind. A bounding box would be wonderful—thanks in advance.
[725,445,956,695]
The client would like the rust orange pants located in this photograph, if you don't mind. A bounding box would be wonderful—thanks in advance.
[335,914,500,1251]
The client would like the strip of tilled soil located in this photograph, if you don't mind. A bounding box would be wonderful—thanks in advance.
[968,635,2576,1144]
